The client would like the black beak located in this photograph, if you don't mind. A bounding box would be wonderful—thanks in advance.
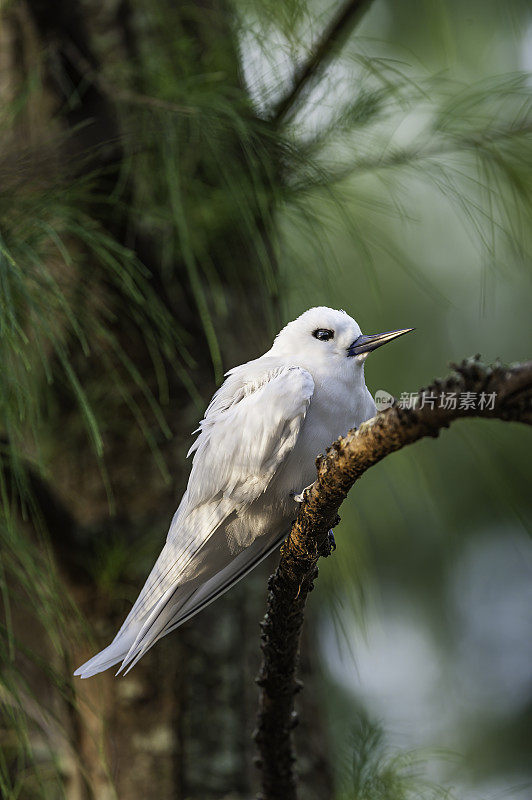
[347,328,414,357]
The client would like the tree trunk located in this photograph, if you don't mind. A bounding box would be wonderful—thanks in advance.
[2,2,333,797]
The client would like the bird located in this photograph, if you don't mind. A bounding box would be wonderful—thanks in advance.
[75,307,412,678]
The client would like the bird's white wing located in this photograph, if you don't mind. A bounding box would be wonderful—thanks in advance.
[182,359,314,512]
[75,362,314,678]
[117,528,285,675]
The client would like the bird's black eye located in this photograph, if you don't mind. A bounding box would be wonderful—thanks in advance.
[312,328,334,341]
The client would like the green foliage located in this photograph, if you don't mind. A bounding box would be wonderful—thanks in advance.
[0,150,196,461]
[0,500,92,799]
[338,715,457,800]
[0,130,193,798]
[285,69,532,295]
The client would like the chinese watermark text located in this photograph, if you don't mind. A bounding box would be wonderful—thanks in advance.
[375,390,497,412]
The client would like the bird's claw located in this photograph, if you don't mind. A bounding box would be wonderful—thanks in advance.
[317,528,337,558]
[291,484,313,503]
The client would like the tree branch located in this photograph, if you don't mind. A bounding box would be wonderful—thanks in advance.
[254,356,532,800]
[271,0,374,126]
[302,121,532,190]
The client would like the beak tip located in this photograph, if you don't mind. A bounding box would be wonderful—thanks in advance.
[348,326,415,356]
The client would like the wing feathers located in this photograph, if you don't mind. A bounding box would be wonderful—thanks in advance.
[75,363,314,678]
[118,530,286,674]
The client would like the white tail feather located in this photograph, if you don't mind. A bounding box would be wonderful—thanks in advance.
[74,629,139,679]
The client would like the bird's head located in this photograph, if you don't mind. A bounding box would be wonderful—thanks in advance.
[270,306,413,378]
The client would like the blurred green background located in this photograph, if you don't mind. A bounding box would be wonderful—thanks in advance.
[0,0,531,798]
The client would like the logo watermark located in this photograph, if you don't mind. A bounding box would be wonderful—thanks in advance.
[374,390,394,412]
[374,390,497,412]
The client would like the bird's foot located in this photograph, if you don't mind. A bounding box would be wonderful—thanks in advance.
[318,528,337,558]
[291,484,314,503]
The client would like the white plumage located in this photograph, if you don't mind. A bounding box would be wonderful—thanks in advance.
[75,307,410,678]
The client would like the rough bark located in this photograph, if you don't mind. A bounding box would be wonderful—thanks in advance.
[255,356,532,800]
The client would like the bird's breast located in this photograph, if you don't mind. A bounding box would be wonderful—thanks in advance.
[270,378,375,500]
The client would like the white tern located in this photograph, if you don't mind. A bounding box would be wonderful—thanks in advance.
[75,307,411,678]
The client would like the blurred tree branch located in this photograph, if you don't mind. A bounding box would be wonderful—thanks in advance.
[272,0,374,125]
[314,121,532,188]
[255,356,532,800]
